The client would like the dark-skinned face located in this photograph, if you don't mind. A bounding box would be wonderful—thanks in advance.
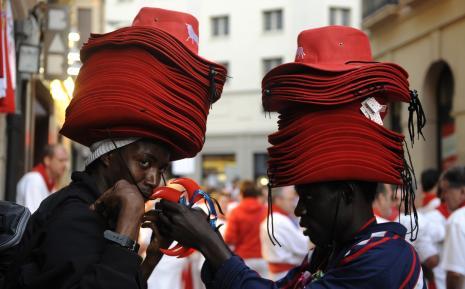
[295,182,346,247]
[105,140,170,199]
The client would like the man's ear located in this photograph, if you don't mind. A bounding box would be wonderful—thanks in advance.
[100,153,112,167]
[342,184,355,204]
[43,156,52,167]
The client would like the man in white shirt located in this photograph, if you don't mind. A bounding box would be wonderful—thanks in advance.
[259,186,311,281]
[441,166,465,289]
[16,144,69,213]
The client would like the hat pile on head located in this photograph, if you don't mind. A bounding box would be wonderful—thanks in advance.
[60,7,227,161]
[262,26,423,188]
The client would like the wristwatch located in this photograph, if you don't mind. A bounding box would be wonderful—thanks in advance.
[103,230,140,253]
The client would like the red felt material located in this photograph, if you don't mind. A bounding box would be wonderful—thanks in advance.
[262,26,412,188]
[60,8,227,160]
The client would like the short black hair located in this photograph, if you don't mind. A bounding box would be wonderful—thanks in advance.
[421,168,440,192]
[443,166,465,188]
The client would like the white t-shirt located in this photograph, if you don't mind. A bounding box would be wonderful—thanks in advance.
[443,206,465,289]
[16,171,51,213]
[423,209,448,289]
[260,212,310,280]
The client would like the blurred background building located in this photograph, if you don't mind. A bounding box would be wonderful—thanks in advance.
[362,0,465,172]
[0,0,104,201]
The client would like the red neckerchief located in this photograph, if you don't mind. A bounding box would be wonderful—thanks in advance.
[437,202,451,219]
[422,192,437,206]
[32,163,55,192]
[261,204,290,221]
[272,204,290,217]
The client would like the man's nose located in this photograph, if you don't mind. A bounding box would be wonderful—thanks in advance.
[145,168,160,188]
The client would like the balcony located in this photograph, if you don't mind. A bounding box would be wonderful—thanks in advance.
[362,0,399,28]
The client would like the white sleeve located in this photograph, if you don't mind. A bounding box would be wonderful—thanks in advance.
[16,174,45,213]
[425,211,446,243]
[413,232,438,262]
[442,215,465,276]
[272,215,309,258]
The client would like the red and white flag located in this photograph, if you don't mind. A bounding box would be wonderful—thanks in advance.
[0,0,16,113]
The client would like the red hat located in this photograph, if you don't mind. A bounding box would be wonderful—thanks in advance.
[60,8,227,161]
[267,25,395,75]
[263,26,425,188]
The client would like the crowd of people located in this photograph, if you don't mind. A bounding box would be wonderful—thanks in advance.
[372,166,465,289]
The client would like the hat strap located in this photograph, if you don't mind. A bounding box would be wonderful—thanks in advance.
[208,67,217,108]
[266,170,282,247]
[399,139,419,242]
[407,90,426,146]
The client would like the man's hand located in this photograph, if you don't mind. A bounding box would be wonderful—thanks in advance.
[91,179,145,240]
[140,210,173,281]
[447,271,464,289]
[156,200,231,270]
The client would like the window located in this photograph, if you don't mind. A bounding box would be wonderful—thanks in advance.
[329,7,351,26]
[263,57,283,75]
[211,16,229,37]
[263,9,283,32]
[202,154,237,187]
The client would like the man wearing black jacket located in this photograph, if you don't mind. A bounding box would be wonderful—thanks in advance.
[4,6,227,289]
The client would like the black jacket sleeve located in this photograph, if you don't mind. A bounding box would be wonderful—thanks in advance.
[19,198,146,289]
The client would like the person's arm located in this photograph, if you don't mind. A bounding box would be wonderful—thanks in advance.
[447,271,464,289]
[21,179,148,289]
[36,198,145,289]
[443,219,465,289]
[18,174,46,213]
[139,210,173,281]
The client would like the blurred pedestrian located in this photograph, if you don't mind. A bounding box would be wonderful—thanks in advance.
[16,144,68,213]
[260,186,310,280]
[224,180,267,277]
[372,184,395,223]
[441,166,465,289]
[419,168,441,213]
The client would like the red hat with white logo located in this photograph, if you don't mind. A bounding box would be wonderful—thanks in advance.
[61,8,227,161]
[262,26,425,188]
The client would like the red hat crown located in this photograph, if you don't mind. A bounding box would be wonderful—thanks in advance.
[294,26,373,71]
[132,7,200,54]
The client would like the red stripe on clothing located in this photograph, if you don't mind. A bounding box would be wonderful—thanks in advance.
[398,245,417,289]
[268,263,295,274]
[357,216,376,233]
[340,236,392,265]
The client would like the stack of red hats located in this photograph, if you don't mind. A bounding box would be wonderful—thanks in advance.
[262,26,417,188]
[60,8,227,161]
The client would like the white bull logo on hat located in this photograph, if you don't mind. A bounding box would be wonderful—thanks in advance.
[296,47,306,59]
[186,24,199,46]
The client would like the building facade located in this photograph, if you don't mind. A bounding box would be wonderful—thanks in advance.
[105,0,361,187]
[0,0,104,201]
[363,0,465,174]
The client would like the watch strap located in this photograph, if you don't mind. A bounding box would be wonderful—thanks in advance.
[103,230,140,253]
